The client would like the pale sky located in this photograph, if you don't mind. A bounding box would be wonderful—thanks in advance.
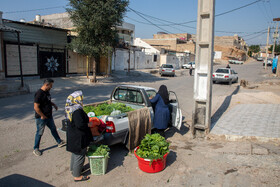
[1,0,280,46]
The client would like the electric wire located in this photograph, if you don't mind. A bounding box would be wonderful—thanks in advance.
[4,6,65,14]
[127,0,265,35]
[244,32,266,41]
[129,0,262,27]
[215,0,262,17]
[257,2,271,23]
[268,0,275,18]
[127,7,173,35]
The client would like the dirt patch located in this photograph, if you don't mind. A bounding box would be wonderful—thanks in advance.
[209,143,224,149]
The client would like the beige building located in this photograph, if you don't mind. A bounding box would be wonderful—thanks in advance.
[143,33,248,61]
[143,33,196,54]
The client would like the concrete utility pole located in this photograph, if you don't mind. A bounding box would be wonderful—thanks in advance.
[265,26,270,70]
[273,18,280,77]
[272,22,279,58]
[192,0,215,138]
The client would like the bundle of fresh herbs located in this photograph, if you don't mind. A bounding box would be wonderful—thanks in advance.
[136,133,169,160]
[84,103,134,116]
[87,144,110,157]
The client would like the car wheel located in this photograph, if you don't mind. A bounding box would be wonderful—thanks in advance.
[213,80,216,84]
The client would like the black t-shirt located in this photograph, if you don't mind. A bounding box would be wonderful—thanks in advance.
[34,89,53,119]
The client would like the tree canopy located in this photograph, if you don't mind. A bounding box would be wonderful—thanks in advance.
[249,45,260,53]
[67,0,129,57]
[268,44,280,54]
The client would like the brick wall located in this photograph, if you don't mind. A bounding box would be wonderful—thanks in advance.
[176,43,195,53]
[142,39,178,51]
[153,33,191,40]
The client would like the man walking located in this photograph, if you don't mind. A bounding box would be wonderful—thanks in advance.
[33,79,66,156]
[189,64,193,76]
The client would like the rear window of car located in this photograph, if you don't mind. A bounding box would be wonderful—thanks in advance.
[113,88,144,104]
[162,64,173,68]
[216,69,229,73]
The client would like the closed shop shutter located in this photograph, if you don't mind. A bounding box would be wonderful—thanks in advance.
[5,44,37,76]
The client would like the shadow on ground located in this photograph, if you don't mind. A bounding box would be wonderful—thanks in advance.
[165,150,177,167]
[0,174,54,187]
[211,85,240,130]
[165,122,190,139]
[111,70,168,83]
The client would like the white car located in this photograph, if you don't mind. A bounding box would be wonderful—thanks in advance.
[229,60,244,64]
[182,62,195,69]
[212,68,238,85]
[263,58,272,66]
[257,57,263,61]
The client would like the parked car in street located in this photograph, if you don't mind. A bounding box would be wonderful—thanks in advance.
[159,64,175,77]
[182,62,195,69]
[229,60,244,64]
[257,57,263,61]
[263,58,273,66]
[212,68,238,85]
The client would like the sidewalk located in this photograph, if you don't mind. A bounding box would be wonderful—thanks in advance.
[210,104,280,144]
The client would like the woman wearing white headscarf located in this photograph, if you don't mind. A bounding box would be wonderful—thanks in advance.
[65,90,92,182]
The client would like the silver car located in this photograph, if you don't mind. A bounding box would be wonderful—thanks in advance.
[159,64,175,77]
[212,68,238,85]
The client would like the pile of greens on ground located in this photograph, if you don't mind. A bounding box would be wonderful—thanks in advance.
[87,144,110,157]
[83,103,134,116]
[136,133,169,160]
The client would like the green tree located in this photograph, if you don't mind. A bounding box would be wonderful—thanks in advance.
[268,44,280,54]
[249,45,260,53]
[67,0,128,82]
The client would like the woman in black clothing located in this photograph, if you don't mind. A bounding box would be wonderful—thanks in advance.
[65,90,92,182]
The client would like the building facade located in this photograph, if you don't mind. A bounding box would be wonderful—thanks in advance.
[0,14,68,79]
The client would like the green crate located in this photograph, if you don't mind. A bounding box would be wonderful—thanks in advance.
[88,153,109,175]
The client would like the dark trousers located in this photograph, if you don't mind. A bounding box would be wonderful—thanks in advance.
[189,68,192,76]
[70,148,87,177]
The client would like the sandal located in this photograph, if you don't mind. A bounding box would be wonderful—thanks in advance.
[74,176,90,182]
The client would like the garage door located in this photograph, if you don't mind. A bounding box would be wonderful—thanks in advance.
[5,44,37,76]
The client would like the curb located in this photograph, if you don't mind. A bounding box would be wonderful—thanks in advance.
[207,134,280,145]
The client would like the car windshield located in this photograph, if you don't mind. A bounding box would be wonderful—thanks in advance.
[216,69,229,73]
[162,64,173,68]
